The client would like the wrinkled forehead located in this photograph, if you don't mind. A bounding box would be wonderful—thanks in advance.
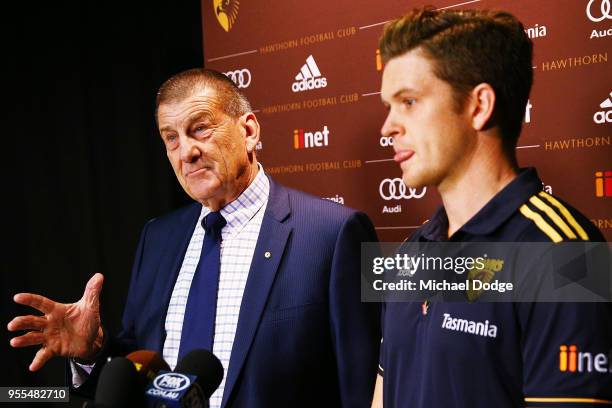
[157,85,222,125]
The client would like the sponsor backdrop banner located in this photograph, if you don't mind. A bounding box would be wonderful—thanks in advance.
[202,0,611,241]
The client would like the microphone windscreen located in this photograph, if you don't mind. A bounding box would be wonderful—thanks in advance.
[174,349,224,399]
[94,356,146,408]
[126,350,170,386]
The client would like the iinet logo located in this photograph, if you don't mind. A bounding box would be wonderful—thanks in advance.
[291,55,327,93]
[293,126,330,149]
[595,171,612,197]
[559,345,612,373]
[376,49,383,71]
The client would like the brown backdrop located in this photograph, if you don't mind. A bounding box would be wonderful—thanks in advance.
[201,0,611,241]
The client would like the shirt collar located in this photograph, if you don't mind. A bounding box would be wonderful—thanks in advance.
[419,167,543,241]
[198,164,270,237]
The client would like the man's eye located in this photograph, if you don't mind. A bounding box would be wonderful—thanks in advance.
[193,125,214,139]
[164,134,179,149]
[194,125,210,134]
[403,98,416,106]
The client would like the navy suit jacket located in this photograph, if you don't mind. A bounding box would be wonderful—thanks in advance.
[75,177,380,407]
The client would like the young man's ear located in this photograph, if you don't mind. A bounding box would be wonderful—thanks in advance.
[241,112,260,153]
[469,83,496,131]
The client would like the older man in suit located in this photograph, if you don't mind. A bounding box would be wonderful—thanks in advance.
[8,69,380,407]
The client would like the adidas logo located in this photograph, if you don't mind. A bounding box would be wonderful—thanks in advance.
[291,55,327,93]
[600,92,612,109]
[594,91,612,124]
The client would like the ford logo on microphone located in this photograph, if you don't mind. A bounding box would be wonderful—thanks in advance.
[153,372,191,392]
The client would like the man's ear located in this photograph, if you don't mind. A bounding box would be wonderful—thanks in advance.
[469,83,496,131]
[240,112,260,153]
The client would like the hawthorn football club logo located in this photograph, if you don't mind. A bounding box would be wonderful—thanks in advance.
[466,258,504,301]
[213,0,239,32]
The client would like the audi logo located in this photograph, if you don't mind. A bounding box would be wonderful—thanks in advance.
[587,0,612,22]
[379,178,427,201]
[224,69,252,88]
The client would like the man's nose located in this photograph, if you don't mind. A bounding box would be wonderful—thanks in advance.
[179,136,201,163]
[381,111,401,139]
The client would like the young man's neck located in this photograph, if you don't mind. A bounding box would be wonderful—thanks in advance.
[439,147,517,239]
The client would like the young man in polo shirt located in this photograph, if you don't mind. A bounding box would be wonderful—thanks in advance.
[371,7,611,407]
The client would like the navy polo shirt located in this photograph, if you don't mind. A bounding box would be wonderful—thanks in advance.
[379,168,611,407]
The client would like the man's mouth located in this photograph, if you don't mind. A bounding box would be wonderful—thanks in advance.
[393,150,415,163]
[185,167,210,177]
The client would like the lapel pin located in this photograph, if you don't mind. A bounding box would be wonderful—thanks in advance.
[264,251,271,258]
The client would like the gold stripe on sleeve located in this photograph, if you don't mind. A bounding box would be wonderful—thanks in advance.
[525,397,612,404]
[519,205,563,243]
[538,191,589,240]
[529,196,577,239]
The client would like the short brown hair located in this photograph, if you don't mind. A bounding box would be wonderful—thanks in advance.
[156,68,252,119]
[380,7,533,158]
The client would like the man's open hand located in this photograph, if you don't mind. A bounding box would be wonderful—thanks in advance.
[7,273,105,371]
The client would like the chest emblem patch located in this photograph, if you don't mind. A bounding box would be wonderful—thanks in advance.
[466,258,504,301]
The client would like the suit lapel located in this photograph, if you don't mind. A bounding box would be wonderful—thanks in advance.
[221,178,292,407]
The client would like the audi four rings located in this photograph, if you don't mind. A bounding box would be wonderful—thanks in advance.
[586,0,612,22]
[379,178,427,201]
[224,69,252,88]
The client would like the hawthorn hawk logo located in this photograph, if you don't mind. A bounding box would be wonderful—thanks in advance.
[213,0,239,32]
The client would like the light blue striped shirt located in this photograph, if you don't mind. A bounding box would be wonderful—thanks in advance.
[163,166,269,407]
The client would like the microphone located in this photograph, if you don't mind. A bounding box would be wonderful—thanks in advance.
[174,349,223,400]
[126,350,171,388]
[83,356,147,408]
[145,349,224,408]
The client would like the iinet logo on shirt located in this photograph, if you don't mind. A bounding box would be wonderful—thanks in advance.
[559,345,612,373]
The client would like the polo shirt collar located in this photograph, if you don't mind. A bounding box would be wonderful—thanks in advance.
[420,167,543,240]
